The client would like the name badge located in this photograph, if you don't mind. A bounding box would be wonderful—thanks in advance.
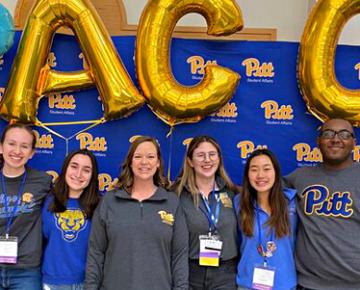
[199,234,222,267]
[0,236,18,264]
[252,264,275,290]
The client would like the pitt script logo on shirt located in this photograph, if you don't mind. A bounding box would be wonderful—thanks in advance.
[158,211,174,226]
[302,185,353,218]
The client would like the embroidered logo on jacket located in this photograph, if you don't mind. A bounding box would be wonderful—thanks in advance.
[54,209,88,241]
[158,210,174,225]
[302,185,353,218]
[219,192,233,208]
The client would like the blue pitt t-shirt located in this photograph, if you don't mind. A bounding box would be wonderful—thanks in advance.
[42,196,91,285]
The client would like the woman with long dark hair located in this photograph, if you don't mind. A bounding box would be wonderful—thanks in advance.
[173,135,239,290]
[0,123,52,289]
[235,149,297,290]
[42,149,99,289]
[85,136,188,290]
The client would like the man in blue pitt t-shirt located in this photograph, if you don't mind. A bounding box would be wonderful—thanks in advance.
[285,118,360,290]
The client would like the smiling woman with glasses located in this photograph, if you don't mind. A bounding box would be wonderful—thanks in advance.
[172,135,239,290]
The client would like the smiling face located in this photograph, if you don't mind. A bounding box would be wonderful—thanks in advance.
[188,141,220,181]
[0,127,35,176]
[65,154,93,198]
[248,154,275,196]
[131,141,160,183]
[317,119,356,170]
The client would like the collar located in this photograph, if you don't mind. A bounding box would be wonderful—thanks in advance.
[183,176,227,194]
[251,187,297,210]
[114,186,169,201]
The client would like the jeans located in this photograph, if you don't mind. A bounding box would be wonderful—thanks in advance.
[189,258,237,290]
[43,283,84,290]
[0,267,41,290]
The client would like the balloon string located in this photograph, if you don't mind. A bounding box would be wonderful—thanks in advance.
[166,125,174,138]
[67,118,105,140]
[35,120,67,140]
[35,118,105,154]
[166,126,175,181]
[37,119,104,126]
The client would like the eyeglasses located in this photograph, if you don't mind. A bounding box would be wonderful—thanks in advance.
[319,129,354,140]
[193,151,219,161]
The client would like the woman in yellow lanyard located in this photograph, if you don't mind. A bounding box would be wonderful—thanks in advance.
[0,123,52,290]
[173,135,239,290]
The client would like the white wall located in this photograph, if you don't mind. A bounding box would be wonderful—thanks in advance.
[1,0,359,44]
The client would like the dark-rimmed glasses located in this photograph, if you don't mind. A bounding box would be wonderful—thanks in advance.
[319,129,354,140]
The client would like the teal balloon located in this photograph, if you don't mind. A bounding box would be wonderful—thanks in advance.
[0,3,14,56]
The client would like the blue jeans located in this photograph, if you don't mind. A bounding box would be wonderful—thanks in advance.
[0,267,41,290]
[43,283,83,290]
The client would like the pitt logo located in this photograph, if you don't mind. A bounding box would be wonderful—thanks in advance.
[187,56,217,75]
[158,210,174,226]
[0,87,4,101]
[76,132,107,152]
[261,100,293,120]
[219,192,233,208]
[48,93,76,110]
[237,141,267,159]
[211,102,238,118]
[352,145,360,161]
[46,170,59,182]
[47,52,57,67]
[242,58,274,77]
[55,209,88,242]
[98,173,118,192]
[355,62,360,80]
[292,143,322,162]
[33,130,54,149]
[302,185,353,218]
[22,193,33,203]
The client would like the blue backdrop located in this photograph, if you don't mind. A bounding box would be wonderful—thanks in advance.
[0,32,359,192]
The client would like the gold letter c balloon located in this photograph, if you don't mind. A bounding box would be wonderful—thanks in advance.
[136,0,243,126]
[298,0,360,125]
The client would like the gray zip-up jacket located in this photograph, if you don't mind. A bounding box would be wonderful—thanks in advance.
[85,187,188,290]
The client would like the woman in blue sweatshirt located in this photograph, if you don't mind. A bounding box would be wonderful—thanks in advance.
[42,149,100,290]
[235,149,297,290]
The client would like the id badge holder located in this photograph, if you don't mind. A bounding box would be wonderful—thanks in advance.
[252,263,276,290]
[199,234,223,267]
[0,236,18,264]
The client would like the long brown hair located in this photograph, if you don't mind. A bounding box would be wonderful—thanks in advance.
[239,149,290,239]
[49,149,100,218]
[115,136,169,191]
[173,135,237,206]
[0,123,36,168]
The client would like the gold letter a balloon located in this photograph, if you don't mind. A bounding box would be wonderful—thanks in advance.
[298,0,360,125]
[136,0,243,126]
[0,0,144,124]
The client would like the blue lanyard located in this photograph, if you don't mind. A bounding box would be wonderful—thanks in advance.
[200,187,221,233]
[1,170,27,238]
[256,205,275,260]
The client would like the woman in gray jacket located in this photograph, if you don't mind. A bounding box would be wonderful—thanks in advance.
[85,136,188,290]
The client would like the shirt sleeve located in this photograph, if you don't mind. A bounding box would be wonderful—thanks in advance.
[171,204,189,290]
[85,199,107,290]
